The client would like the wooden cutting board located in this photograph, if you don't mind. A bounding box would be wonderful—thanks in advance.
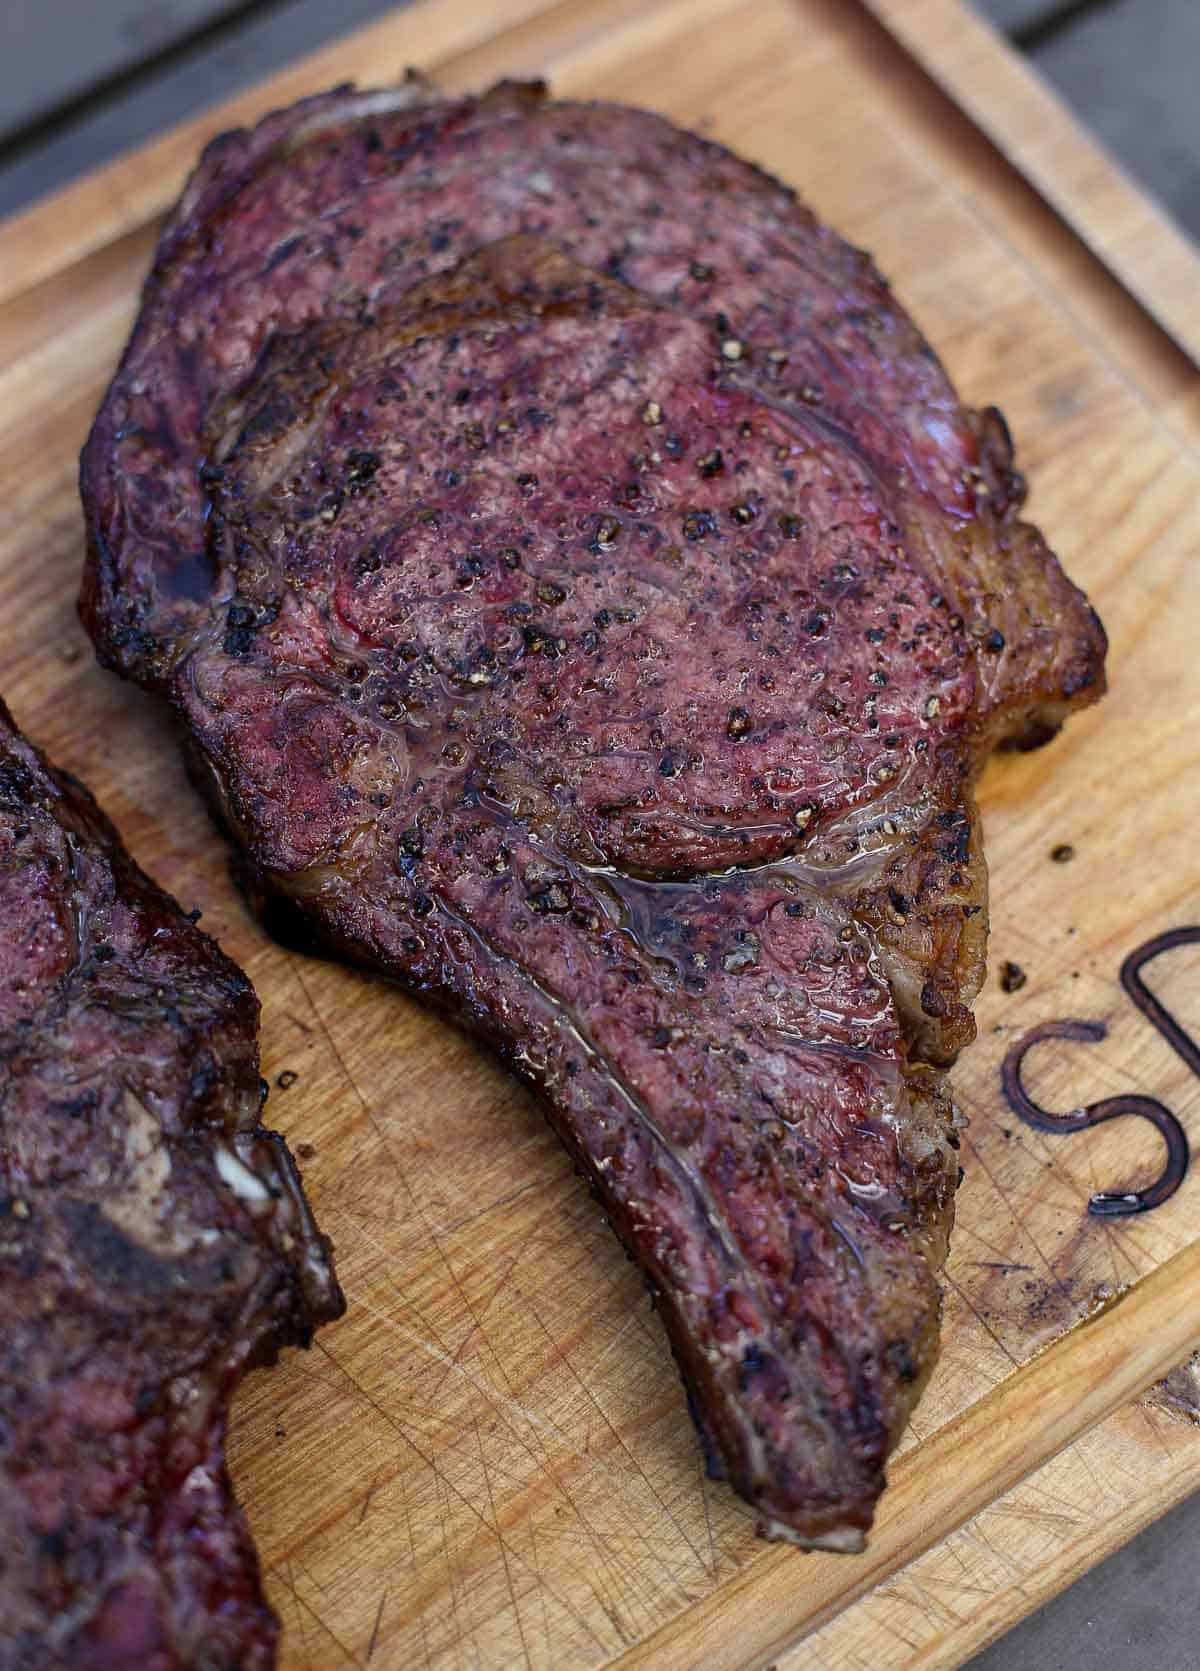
[2,1,1199,1666]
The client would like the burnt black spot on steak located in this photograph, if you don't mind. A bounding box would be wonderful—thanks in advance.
[682,509,716,542]
[935,809,970,864]
[223,604,258,657]
[696,448,724,478]
[521,623,566,658]
[61,1200,175,1297]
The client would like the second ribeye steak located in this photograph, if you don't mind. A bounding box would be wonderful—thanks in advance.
[80,82,1106,1547]
[0,699,343,1666]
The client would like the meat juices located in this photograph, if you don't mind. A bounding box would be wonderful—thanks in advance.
[80,82,1106,1547]
[0,701,343,1666]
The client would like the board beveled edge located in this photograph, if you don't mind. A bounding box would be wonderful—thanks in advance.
[787,1407,1200,1671]
[609,1237,1200,1669]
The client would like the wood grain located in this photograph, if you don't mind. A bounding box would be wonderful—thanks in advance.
[1,0,1199,1666]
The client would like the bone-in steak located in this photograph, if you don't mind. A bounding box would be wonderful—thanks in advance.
[0,700,343,1666]
[80,82,1106,1548]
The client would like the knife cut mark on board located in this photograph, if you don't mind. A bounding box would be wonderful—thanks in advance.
[367,1589,388,1661]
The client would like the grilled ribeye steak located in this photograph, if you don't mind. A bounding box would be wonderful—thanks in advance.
[0,700,343,1667]
[81,81,1105,1548]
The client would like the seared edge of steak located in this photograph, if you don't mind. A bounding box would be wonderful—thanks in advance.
[0,699,344,1668]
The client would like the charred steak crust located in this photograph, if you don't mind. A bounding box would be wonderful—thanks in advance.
[0,700,344,1668]
[80,81,1106,1548]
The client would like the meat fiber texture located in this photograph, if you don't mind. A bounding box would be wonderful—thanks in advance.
[80,80,1106,1550]
[0,700,343,1668]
